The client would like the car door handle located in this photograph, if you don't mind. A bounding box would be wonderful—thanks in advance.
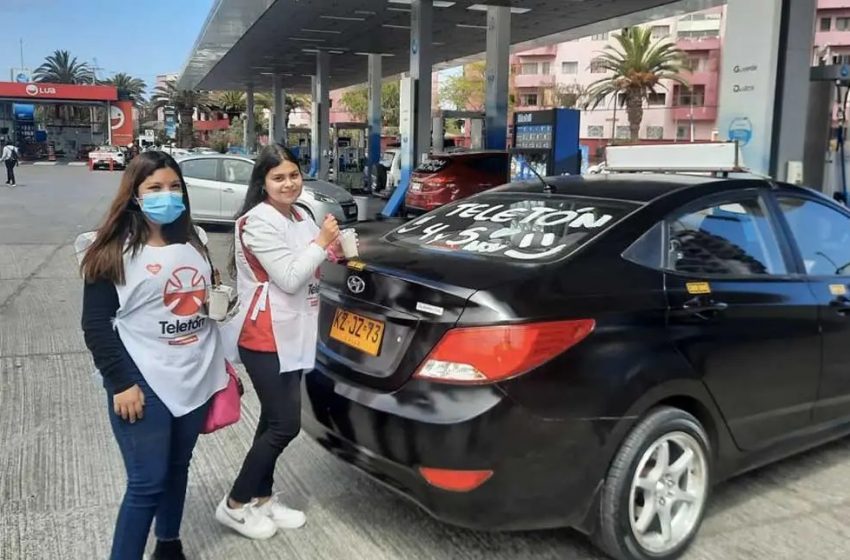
[223,187,235,193]
[830,297,850,315]
[673,297,729,319]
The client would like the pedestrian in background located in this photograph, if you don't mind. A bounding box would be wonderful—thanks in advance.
[215,143,340,540]
[1,141,19,186]
[79,151,227,560]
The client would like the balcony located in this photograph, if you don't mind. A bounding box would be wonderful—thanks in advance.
[514,74,555,89]
[677,37,721,52]
[672,105,717,122]
[517,45,557,57]
[815,30,850,49]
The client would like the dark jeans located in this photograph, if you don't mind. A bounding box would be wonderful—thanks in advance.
[5,160,15,184]
[230,347,302,504]
[107,373,210,560]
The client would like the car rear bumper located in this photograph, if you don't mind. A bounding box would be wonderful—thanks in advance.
[404,189,449,213]
[302,368,605,531]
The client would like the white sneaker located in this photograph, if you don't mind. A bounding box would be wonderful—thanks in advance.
[256,494,307,529]
[215,496,278,539]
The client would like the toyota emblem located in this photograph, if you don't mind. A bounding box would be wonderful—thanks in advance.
[347,275,366,294]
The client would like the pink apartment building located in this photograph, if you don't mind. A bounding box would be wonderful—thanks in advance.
[313,1,849,150]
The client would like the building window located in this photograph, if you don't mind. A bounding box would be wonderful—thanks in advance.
[587,125,604,138]
[647,93,667,106]
[541,62,551,75]
[685,55,708,72]
[519,93,539,106]
[591,32,609,41]
[677,29,720,40]
[821,17,832,32]
[675,85,706,107]
[589,58,607,73]
[646,126,664,140]
[651,25,671,40]
[616,125,631,139]
[838,17,850,31]
[562,61,578,74]
[676,124,690,141]
[520,62,539,75]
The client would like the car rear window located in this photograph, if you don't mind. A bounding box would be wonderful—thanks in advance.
[386,193,638,263]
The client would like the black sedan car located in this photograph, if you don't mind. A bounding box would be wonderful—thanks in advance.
[303,173,850,560]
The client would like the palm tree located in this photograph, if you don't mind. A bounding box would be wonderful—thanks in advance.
[100,73,148,106]
[254,92,311,127]
[33,50,95,123]
[152,79,212,148]
[212,91,247,121]
[285,94,310,127]
[33,50,92,84]
[583,27,687,141]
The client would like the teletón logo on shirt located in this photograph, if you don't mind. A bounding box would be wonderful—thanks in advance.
[163,266,207,316]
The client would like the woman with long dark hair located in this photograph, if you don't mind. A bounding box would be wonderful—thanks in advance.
[215,143,339,539]
[80,151,227,560]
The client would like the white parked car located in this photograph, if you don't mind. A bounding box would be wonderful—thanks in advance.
[88,146,126,170]
[177,154,360,225]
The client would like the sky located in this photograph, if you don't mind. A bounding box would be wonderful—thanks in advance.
[0,0,215,95]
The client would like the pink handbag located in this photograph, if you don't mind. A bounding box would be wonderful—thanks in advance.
[201,361,243,434]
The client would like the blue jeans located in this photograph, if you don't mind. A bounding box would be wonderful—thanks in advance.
[107,374,210,560]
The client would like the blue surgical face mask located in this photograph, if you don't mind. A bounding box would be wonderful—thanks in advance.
[138,192,186,225]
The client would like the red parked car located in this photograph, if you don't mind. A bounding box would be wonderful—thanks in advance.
[404,151,509,215]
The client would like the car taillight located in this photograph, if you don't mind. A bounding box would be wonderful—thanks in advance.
[413,319,595,385]
[419,467,493,492]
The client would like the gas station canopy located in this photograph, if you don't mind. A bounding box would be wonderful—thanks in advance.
[178,0,723,93]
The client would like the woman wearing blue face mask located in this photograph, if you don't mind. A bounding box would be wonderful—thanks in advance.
[79,151,227,560]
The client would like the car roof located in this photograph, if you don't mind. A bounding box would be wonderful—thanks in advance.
[497,173,774,203]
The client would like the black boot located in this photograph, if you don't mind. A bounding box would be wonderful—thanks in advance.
[152,539,186,560]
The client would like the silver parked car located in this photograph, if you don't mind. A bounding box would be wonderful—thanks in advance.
[177,154,359,225]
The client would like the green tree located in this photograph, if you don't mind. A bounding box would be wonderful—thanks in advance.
[99,73,148,106]
[340,87,368,121]
[583,27,687,141]
[151,79,212,148]
[339,81,401,128]
[440,62,486,111]
[33,50,92,84]
[551,83,587,109]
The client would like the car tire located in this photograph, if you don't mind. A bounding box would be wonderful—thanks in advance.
[596,407,711,560]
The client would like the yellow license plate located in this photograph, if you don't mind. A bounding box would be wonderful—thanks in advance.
[329,309,385,356]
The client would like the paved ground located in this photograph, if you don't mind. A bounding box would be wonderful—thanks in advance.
[3,166,850,560]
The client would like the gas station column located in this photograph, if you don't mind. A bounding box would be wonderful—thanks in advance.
[245,84,256,153]
[310,76,319,176]
[272,75,286,145]
[485,6,510,150]
[316,51,331,181]
[380,0,433,217]
[368,53,383,186]
[717,0,815,180]
[411,0,433,164]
